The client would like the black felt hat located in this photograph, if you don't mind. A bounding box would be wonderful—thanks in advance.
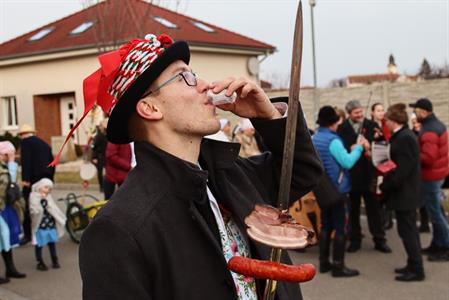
[106,36,190,144]
[317,106,340,127]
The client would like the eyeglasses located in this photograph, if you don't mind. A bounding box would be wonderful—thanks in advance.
[142,70,197,98]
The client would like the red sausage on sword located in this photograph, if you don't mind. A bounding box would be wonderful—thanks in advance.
[228,256,316,283]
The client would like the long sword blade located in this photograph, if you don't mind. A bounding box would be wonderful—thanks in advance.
[263,1,304,299]
[277,0,304,210]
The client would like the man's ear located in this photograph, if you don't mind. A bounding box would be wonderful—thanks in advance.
[136,100,163,121]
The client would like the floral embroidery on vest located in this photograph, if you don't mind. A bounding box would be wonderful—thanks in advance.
[218,205,257,300]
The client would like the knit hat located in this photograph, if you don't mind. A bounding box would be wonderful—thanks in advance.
[50,33,190,166]
[31,178,54,193]
[0,141,15,155]
[316,106,340,127]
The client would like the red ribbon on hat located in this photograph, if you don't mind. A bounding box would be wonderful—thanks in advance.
[49,35,173,167]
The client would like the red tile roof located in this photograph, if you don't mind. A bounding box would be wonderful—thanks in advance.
[0,0,275,60]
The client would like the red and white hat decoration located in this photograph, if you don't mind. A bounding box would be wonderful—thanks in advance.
[49,33,174,166]
[108,34,171,102]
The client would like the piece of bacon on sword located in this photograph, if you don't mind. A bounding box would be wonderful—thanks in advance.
[226,2,317,299]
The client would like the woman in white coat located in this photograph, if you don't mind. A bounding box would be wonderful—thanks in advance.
[29,178,66,271]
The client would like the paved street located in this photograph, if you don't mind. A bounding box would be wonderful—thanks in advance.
[297,227,448,300]
[0,187,448,300]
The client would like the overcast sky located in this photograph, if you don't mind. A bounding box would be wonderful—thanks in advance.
[1,0,448,87]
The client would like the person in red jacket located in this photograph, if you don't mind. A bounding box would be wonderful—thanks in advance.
[104,142,132,200]
[410,98,449,261]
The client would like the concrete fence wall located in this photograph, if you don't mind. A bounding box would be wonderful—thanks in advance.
[267,78,449,130]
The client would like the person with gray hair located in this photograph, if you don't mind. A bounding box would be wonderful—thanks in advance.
[337,100,391,253]
[345,100,362,115]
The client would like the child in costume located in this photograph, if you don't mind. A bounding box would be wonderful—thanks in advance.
[29,178,66,271]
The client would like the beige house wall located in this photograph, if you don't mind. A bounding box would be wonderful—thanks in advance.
[0,49,258,145]
[190,52,255,82]
[267,78,449,130]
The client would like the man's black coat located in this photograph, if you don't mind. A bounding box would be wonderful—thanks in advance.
[381,126,421,211]
[79,101,323,300]
[337,118,378,191]
[20,135,54,184]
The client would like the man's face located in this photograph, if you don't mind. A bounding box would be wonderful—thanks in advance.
[149,60,220,137]
[348,107,364,123]
[414,108,428,122]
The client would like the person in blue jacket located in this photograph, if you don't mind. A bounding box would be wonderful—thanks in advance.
[312,106,367,277]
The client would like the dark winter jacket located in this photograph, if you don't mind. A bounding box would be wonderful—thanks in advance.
[418,114,449,181]
[105,143,132,185]
[380,127,421,211]
[337,118,379,191]
[91,130,108,167]
[20,135,54,184]
[79,102,323,300]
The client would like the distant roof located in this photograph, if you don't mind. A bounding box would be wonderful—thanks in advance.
[0,0,275,60]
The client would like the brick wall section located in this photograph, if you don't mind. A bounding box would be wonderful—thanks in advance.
[266,78,449,130]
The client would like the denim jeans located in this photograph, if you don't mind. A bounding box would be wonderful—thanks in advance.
[422,180,449,248]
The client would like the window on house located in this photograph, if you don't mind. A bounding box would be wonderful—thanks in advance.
[154,16,178,29]
[70,21,94,35]
[1,96,18,128]
[191,21,215,33]
[28,28,54,41]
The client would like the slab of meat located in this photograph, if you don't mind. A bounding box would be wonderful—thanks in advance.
[244,204,315,249]
[228,256,316,283]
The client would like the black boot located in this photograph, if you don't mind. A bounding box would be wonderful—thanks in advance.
[421,240,441,255]
[319,231,332,273]
[346,241,361,253]
[51,256,60,269]
[1,250,26,279]
[36,260,48,271]
[0,276,10,284]
[332,235,360,277]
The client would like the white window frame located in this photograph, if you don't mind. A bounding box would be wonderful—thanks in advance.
[153,16,178,29]
[70,21,95,35]
[191,21,215,33]
[28,27,54,42]
[1,96,19,130]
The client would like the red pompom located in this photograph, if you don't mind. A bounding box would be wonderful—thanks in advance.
[157,34,173,48]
